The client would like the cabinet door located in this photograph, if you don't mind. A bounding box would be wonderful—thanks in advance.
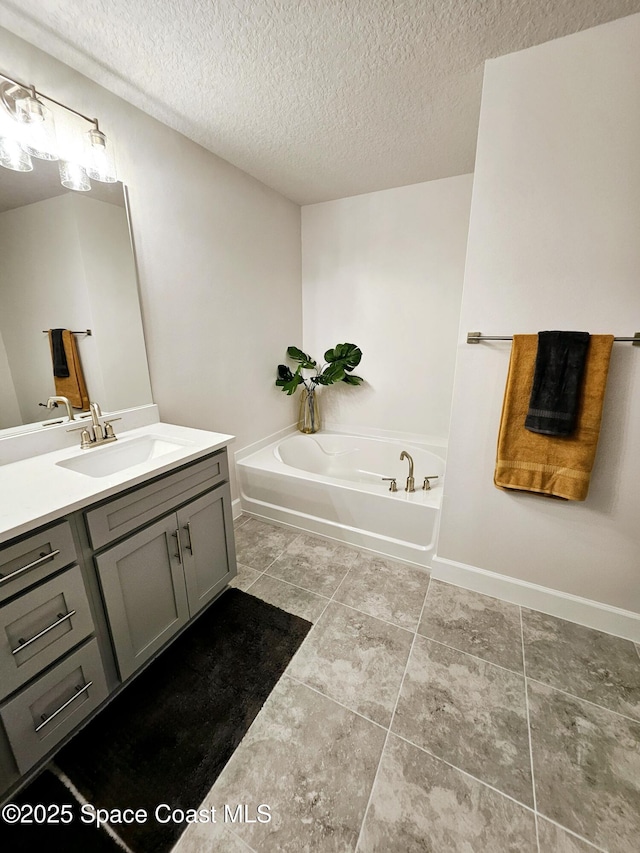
[95,515,189,681]
[178,486,236,616]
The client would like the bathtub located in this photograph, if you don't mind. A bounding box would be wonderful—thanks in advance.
[237,432,446,568]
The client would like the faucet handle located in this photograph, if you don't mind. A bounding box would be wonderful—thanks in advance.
[66,425,93,448]
[382,477,398,492]
[103,418,121,438]
[422,475,439,491]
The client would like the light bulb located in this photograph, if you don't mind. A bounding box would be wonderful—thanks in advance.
[59,160,91,191]
[16,94,58,160]
[0,136,33,171]
[85,126,117,182]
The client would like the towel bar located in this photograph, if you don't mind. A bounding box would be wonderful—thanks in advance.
[42,330,92,336]
[467,331,640,345]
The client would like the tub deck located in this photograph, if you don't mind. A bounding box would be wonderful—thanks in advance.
[238,432,445,568]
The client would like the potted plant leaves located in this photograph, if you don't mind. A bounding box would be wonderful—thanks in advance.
[276,343,364,433]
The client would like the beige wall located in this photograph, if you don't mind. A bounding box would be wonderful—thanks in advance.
[437,14,640,623]
[0,27,302,496]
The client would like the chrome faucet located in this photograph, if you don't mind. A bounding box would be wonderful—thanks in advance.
[46,396,75,422]
[400,451,415,492]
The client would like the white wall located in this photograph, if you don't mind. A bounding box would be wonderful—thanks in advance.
[302,175,472,441]
[75,195,151,412]
[437,14,640,620]
[0,194,151,424]
[0,332,21,429]
[0,28,302,497]
[0,195,93,424]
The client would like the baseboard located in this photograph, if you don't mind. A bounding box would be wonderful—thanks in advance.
[431,556,640,643]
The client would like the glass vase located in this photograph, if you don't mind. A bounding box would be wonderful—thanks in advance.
[298,387,319,434]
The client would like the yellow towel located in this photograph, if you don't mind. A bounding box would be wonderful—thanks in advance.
[494,334,614,501]
[49,330,90,411]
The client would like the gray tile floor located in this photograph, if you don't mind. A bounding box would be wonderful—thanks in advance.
[173,516,640,853]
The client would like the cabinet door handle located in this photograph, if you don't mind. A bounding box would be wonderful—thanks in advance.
[172,529,184,564]
[183,522,194,555]
[0,549,61,586]
[34,681,93,733]
[12,610,77,655]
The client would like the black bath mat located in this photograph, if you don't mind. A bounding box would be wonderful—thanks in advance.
[7,588,311,853]
[0,769,123,853]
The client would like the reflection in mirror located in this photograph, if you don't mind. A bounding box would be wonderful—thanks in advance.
[0,158,152,432]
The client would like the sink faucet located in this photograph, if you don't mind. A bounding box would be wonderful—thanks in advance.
[46,396,75,422]
[67,401,120,449]
[400,451,415,492]
[90,402,104,441]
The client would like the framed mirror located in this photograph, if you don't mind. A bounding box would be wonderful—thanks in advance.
[0,158,152,432]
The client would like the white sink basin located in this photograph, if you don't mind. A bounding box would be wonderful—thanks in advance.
[56,435,194,478]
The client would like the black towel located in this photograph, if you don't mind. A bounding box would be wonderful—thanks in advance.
[50,328,70,378]
[525,331,590,436]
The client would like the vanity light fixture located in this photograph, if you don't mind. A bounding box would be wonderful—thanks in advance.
[0,72,117,189]
[15,85,58,160]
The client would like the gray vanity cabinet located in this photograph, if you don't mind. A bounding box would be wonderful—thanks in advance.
[95,515,191,682]
[0,446,236,802]
[92,452,236,682]
[178,488,234,615]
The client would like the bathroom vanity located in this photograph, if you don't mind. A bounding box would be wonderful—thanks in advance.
[0,419,236,801]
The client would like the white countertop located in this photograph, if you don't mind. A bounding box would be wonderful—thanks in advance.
[0,422,234,545]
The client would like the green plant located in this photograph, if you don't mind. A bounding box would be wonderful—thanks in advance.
[276,343,364,395]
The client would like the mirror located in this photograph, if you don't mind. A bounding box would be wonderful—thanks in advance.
[0,158,152,432]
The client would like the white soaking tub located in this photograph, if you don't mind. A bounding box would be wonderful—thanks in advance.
[237,432,446,568]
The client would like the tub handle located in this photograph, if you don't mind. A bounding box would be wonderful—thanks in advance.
[382,477,398,492]
[422,476,439,491]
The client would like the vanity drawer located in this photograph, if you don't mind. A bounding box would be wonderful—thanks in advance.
[85,451,228,549]
[0,565,95,701]
[0,521,77,604]
[0,638,108,774]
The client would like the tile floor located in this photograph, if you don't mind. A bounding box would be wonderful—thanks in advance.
[173,516,640,853]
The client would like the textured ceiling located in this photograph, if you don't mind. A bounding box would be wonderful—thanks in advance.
[1,1,639,204]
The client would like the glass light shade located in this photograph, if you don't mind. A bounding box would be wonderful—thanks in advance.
[59,159,91,191]
[0,136,33,171]
[85,127,117,182]
[16,95,58,160]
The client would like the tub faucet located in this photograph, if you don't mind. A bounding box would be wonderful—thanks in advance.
[400,451,415,492]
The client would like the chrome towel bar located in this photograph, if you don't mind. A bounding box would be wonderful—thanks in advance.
[42,329,92,335]
[467,332,640,345]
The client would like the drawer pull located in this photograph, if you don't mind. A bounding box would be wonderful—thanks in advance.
[183,522,194,555]
[34,681,93,733]
[12,610,77,655]
[0,550,61,586]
